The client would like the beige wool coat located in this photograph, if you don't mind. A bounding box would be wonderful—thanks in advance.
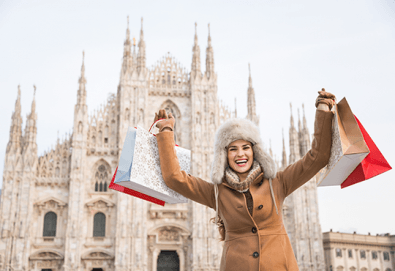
[156,109,334,271]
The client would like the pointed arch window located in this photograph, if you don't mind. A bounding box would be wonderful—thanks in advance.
[93,212,106,237]
[43,211,57,237]
[95,164,108,192]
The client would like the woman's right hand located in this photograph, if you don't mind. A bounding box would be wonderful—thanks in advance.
[315,88,336,111]
[154,109,175,132]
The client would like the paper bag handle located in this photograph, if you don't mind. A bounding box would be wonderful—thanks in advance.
[146,119,179,147]
[148,119,166,134]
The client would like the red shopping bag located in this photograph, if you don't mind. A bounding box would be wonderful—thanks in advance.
[341,115,392,188]
[109,167,165,206]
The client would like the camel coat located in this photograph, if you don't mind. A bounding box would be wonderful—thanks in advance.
[156,109,334,271]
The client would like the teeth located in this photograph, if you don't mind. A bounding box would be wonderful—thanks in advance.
[236,160,247,164]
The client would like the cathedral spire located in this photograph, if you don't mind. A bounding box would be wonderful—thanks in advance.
[7,85,23,154]
[122,16,132,73]
[282,128,287,168]
[248,63,253,88]
[300,103,310,156]
[15,85,21,115]
[302,103,308,130]
[205,23,214,78]
[137,17,146,73]
[246,63,259,126]
[31,85,36,116]
[126,16,130,41]
[290,103,294,128]
[132,37,137,67]
[23,85,38,150]
[298,108,302,133]
[77,51,87,105]
[191,22,201,78]
[289,103,300,163]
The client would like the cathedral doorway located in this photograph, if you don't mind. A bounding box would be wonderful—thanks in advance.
[157,250,180,271]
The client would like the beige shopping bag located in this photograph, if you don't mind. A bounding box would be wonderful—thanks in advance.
[316,97,369,187]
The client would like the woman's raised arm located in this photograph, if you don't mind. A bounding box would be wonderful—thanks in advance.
[276,90,335,198]
[154,109,216,209]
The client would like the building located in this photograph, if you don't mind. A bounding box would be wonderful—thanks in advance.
[0,18,324,271]
[323,231,395,271]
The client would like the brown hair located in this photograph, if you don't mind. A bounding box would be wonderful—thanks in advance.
[210,214,226,241]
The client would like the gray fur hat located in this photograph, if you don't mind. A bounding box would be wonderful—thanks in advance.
[210,118,277,184]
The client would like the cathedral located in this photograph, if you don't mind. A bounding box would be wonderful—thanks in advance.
[0,18,325,271]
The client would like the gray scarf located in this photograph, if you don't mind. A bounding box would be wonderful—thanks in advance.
[224,160,262,193]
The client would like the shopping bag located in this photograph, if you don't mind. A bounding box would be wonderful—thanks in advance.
[341,115,392,188]
[113,124,190,204]
[110,126,165,205]
[316,97,370,186]
[109,166,166,206]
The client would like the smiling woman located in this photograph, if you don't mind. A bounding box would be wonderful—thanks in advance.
[154,90,336,271]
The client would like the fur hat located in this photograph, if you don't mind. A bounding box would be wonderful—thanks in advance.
[210,118,277,184]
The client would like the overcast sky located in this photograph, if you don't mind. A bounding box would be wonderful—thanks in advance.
[0,0,394,235]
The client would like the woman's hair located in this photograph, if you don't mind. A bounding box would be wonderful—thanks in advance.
[210,214,225,241]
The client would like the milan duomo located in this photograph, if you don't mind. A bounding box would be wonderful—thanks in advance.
[0,18,325,271]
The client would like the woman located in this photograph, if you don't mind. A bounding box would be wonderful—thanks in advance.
[154,90,335,271]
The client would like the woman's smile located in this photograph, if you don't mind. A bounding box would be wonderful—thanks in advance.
[235,159,248,166]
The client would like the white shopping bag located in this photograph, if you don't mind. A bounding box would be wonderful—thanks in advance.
[114,125,190,204]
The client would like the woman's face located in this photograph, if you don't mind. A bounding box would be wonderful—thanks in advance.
[227,139,254,174]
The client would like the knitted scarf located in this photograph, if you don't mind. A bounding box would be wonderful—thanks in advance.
[224,160,262,193]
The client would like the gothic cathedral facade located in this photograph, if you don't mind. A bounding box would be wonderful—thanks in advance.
[0,19,325,271]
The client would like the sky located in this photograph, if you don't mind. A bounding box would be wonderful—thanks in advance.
[0,0,394,235]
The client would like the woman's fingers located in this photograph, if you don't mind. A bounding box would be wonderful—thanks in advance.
[318,90,336,100]
[159,109,168,119]
[154,112,158,122]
